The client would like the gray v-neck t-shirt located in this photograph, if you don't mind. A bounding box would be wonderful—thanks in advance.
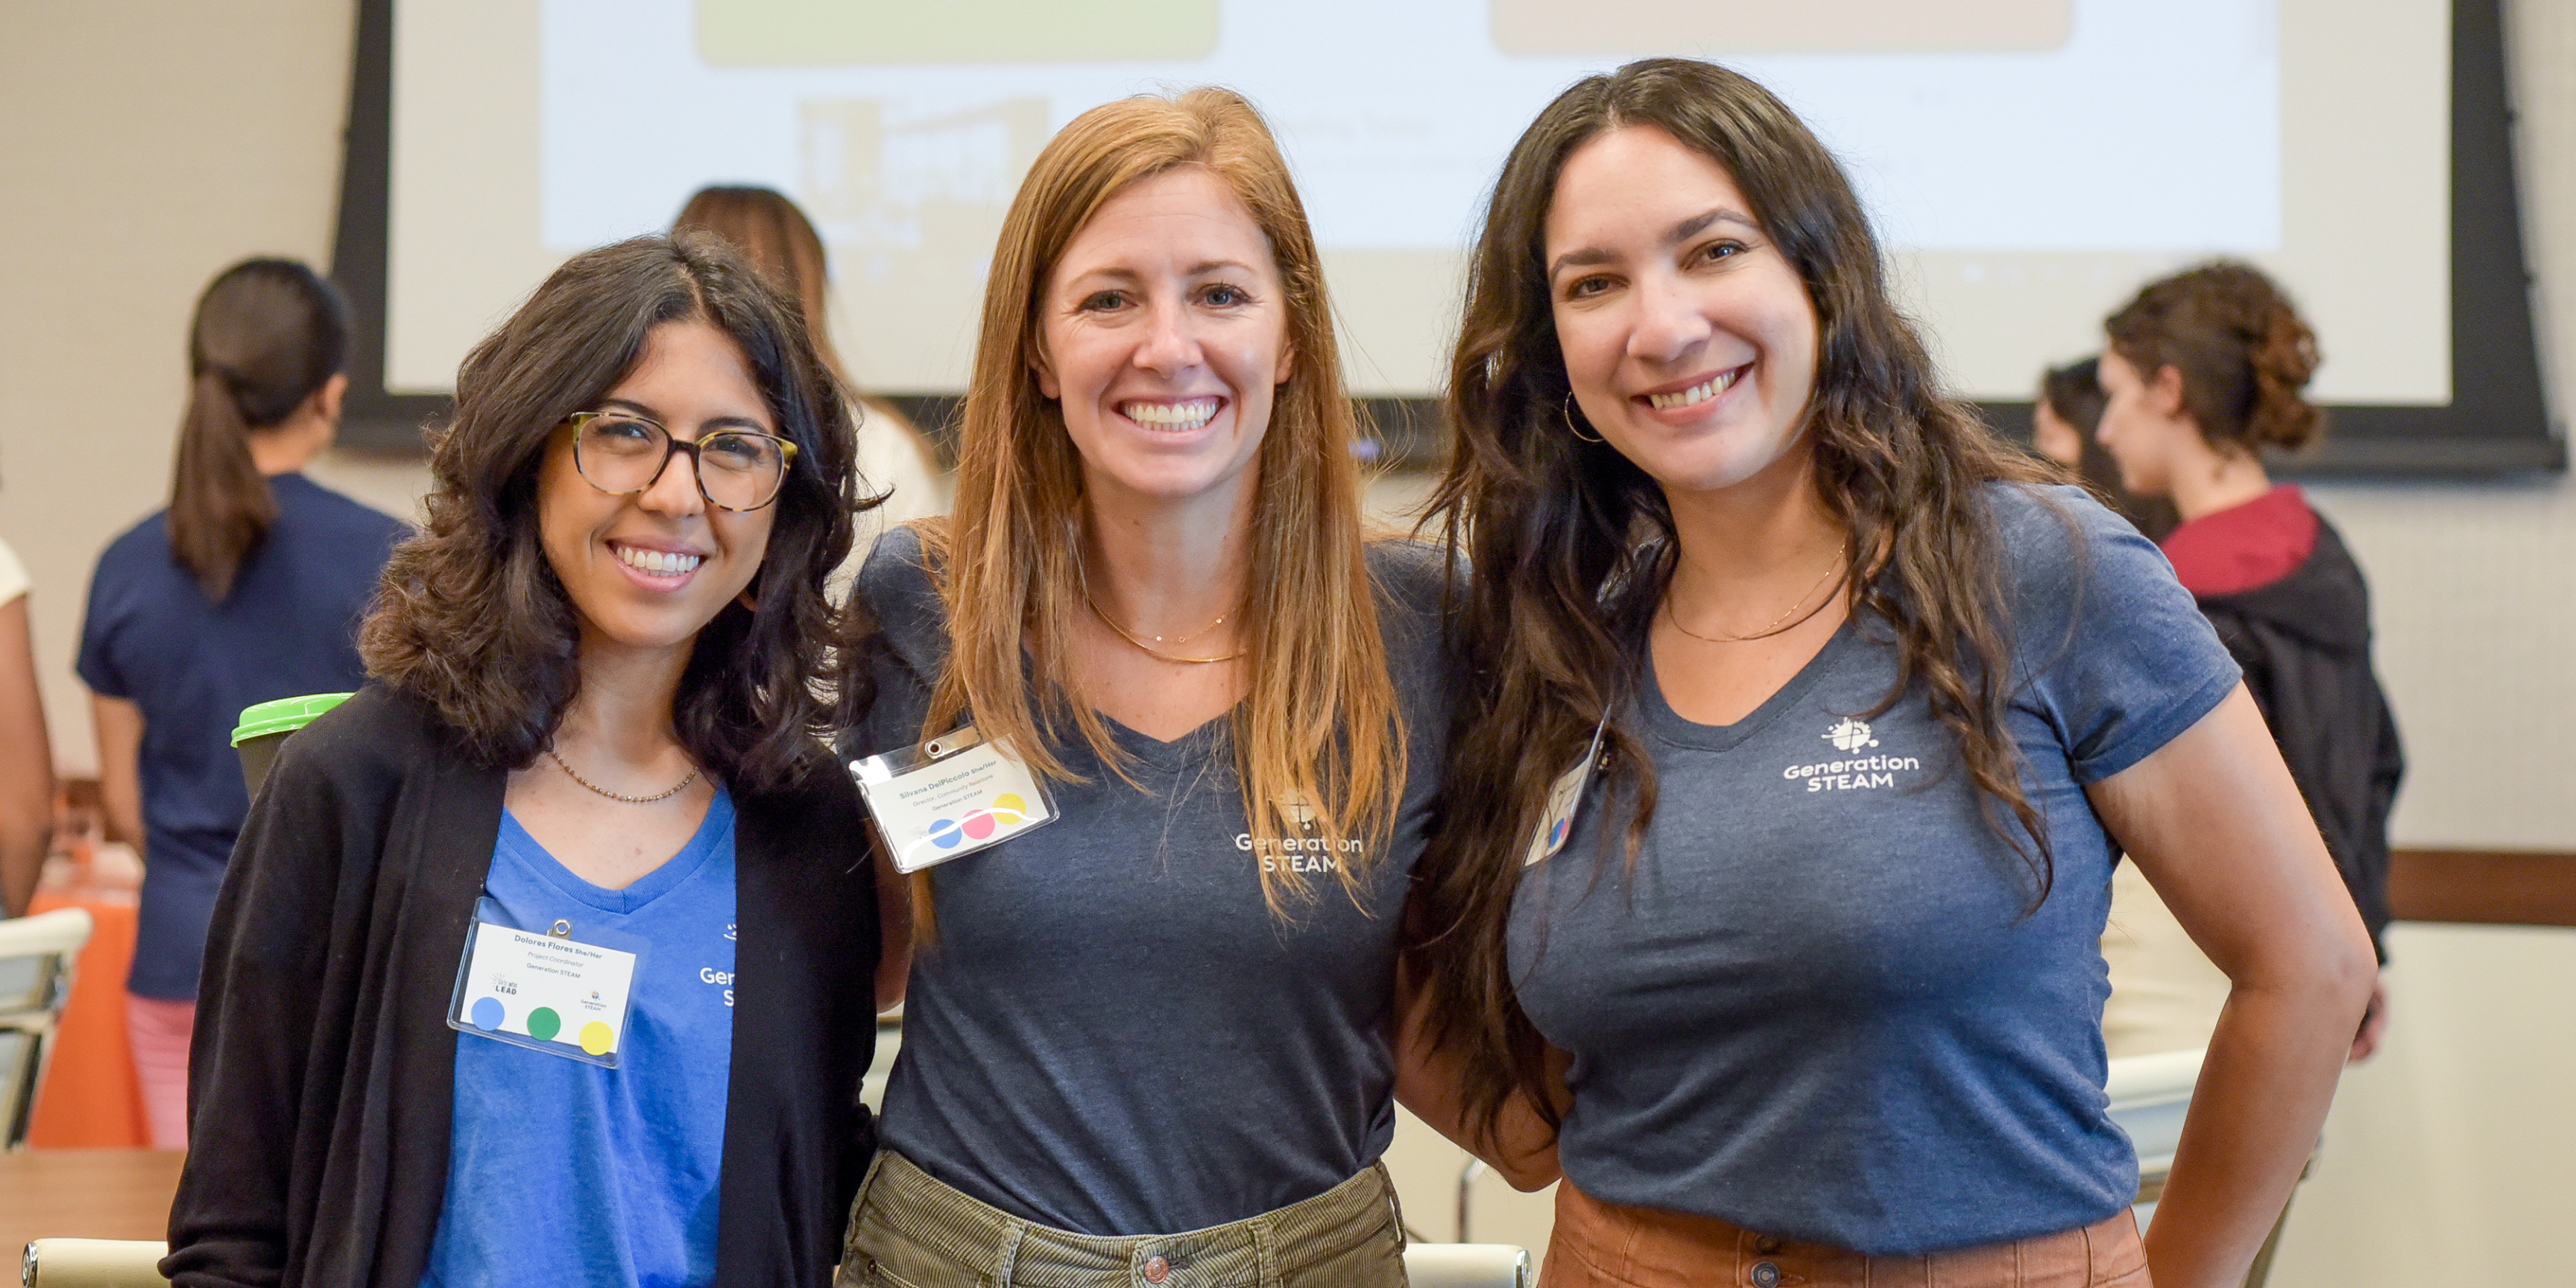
[849,525,1453,1235]
[1509,484,2241,1255]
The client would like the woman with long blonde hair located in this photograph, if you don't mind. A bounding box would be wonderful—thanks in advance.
[833,87,1494,1287]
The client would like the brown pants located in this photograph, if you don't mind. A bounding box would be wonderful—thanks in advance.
[1543,1180,2152,1288]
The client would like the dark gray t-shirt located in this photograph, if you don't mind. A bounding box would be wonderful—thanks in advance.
[1509,485,2241,1255]
[852,525,1452,1235]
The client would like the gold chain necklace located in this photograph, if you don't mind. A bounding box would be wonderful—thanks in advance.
[1076,558,1245,665]
[1664,542,1849,644]
[546,745,700,804]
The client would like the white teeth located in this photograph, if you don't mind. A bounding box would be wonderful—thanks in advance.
[1647,369,1742,411]
[1121,398,1220,432]
[616,546,703,577]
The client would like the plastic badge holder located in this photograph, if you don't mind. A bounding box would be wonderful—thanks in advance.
[847,723,1058,873]
[446,897,648,1068]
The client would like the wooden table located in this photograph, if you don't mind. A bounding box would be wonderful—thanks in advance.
[0,1149,183,1260]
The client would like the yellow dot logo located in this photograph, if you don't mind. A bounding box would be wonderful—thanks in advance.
[579,1021,615,1056]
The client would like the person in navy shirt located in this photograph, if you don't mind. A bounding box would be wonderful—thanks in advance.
[76,258,404,1147]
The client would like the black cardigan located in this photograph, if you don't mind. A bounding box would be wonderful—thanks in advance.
[163,686,880,1287]
[2197,517,2405,960]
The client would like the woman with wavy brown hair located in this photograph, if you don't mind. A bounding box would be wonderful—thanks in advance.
[2097,262,2403,1061]
[164,233,883,1288]
[1407,59,2375,1288]
[833,87,1468,1287]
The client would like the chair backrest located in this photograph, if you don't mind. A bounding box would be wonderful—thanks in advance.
[0,908,95,1150]
[1403,1243,1534,1288]
[19,1237,169,1287]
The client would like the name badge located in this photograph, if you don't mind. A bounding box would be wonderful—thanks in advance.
[1524,716,1609,868]
[849,723,1058,873]
[447,914,640,1067]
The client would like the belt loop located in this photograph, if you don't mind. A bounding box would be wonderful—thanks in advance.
[994,1222,1026,1287]
[1383,1164,1407,1253]
[1251,1214,1279,1288]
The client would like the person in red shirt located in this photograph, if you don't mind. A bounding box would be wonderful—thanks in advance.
[2096,261,2403,1059]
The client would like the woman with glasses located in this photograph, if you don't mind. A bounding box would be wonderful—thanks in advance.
[163,233,886,1288]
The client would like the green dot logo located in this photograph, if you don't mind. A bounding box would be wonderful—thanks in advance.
[526,1007,561,1042]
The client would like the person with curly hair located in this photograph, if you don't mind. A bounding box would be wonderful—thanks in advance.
[1405,60,2375,1288]
[2097,261,2404,1061]
[162,233,886,1288]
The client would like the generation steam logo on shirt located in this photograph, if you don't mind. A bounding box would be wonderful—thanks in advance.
[1784,718,1922,794]
[1237,792,1360,874]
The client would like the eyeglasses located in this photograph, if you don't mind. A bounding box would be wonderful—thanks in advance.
[563,411,798,512]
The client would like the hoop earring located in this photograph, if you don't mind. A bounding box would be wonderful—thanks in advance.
[1562,391,1604,443]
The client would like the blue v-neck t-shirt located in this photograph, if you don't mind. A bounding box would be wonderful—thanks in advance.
[422,789,739,1288]
[1509,485,2242,1255]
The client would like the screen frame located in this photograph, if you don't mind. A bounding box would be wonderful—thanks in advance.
[330,0,2563,476]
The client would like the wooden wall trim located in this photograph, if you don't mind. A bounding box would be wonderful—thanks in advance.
[2390,849,2576,927]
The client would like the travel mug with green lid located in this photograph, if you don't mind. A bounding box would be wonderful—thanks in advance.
[233,692,354,797]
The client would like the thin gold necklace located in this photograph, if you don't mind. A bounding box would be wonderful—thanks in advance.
[1076,558,1245,665]
[546,745,699,804]
[1665,542,1849,644]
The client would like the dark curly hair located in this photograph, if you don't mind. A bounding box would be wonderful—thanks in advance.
[2105,259,2322,452]
[360,233,866,792]
[1410,57,2059,1153]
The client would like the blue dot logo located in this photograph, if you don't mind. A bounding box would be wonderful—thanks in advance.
[927,818,965,850]
[470,996,505,1031]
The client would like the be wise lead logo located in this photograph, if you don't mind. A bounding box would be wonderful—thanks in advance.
[1785,719,1922,792]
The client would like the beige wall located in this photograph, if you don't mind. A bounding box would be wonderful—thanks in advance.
[0,0,359,774]
[2,1,2574,1276]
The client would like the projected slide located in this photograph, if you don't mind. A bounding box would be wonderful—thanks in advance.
[388,0,2446,403]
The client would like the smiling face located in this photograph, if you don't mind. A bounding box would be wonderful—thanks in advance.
[535,318,780,664]
[1032,165,1294,508]
[1544,126,1821,499]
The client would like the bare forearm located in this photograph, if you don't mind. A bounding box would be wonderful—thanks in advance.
[1389,972,1565,1190]
[0,803,45,917]
[90,695,146,855]
[2142,968,2369,1287]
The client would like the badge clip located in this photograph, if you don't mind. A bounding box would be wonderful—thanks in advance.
[1524,714,1610,868]
[847,722,1059,873]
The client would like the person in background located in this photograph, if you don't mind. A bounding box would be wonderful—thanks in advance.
[1409,59,2374,1288]
[2098,260,2404,1061]
[0,532,52,917]
[2037,359,2214,1061]
[675,185,950,562]
[164,234,882,1287]
[75,259,406,1146]
[2035,356,2178,543]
